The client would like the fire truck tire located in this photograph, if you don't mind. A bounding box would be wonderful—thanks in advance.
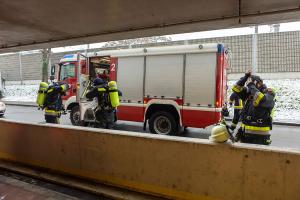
[70,105,82,126]
[149,111,178,135]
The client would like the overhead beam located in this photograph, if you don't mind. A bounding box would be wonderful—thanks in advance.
[0,0,300,52]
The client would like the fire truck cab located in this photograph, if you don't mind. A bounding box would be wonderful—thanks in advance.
[54,54,86,125]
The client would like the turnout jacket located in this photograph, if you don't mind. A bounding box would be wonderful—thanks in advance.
[86,84,110,108]
[232,75,275,132]
[45,83,68,111]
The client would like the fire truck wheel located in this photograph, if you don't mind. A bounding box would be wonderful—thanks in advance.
[70,105,82,126]
[149,111,178,135]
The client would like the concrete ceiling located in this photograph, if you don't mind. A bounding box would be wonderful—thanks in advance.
[0,0,300,52]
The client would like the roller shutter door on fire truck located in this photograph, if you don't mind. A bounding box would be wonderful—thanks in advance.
[117,56,144,103]
[184,53,216,107]
[145,55,183,98]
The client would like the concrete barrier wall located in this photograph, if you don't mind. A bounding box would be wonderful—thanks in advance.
[0,119,299,200]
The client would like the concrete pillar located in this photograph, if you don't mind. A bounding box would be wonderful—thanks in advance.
[18,52,23,85]
[77,53,81,102]
[85,44,89,57]
[41,48,51,82]
[252,26,258,74]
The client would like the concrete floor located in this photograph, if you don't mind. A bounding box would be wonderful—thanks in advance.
[0,171,107,200]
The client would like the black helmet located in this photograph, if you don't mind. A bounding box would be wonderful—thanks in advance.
[260,84,267,92]
[93,78,105,86]
[251,75,263,84]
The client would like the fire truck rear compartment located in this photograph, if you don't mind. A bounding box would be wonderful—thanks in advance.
[89,56,111,80]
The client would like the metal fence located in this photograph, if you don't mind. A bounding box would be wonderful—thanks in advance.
[258,31,300,73]
[0,31,300,81]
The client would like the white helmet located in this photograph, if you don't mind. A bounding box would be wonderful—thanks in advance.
[209,124,229,143]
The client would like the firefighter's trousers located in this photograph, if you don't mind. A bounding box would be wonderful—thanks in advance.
[44,109,61,124]
[236,128,271,145]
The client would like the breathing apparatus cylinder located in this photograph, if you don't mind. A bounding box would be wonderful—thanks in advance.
[36,82,49,108]
[108,81,120,108]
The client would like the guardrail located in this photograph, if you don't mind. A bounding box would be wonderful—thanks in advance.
[3,101,37,107]
[0,119,299,200]
[224,117,300,127]
[4,101,300,126]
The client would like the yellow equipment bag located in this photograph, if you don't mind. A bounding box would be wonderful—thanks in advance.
[108,81,120,108]
[36,82,49,108]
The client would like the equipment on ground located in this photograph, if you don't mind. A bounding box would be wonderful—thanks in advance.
[210,119,235,143]
[210,124,229,143]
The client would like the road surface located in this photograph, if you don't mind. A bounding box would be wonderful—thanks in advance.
[3,105,300,149]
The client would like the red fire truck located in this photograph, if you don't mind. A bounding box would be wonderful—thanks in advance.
[54,43,228,135]
[55,53,85,117]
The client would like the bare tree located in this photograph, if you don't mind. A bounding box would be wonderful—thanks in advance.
[41,48,51,82]
[102,36,172,47]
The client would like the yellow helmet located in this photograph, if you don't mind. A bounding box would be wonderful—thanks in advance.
[209,124,229,143]
[108,81,117,88]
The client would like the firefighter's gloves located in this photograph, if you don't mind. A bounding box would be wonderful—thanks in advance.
[118,90,123,97]
[221,107,229,117]
[65,84,70,90]
[60,83,69,91]
[229,125,236,131]
[245,70,252,78]
[234,132,241,142]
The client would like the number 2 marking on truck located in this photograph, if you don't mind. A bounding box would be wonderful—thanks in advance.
[111,63,116,72]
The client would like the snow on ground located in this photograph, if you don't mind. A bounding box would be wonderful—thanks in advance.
[2,79,300,122]
[228,79,300,122]
[2,84,38,102]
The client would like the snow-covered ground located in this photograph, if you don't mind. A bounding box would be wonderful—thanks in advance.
[228,79,300,122]
[2,79,300,122]
[2,84,38,102]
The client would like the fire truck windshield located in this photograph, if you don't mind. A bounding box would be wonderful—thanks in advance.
[60,63,75,81]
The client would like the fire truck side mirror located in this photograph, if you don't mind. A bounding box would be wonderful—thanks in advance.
[50,64,56,76]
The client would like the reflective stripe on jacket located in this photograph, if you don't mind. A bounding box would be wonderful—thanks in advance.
[229,92,243,110]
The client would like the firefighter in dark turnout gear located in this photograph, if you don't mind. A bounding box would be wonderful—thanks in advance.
[44,82,69,124]
[229,92,243,130]
[232,71,275,145]
[86,78,116,129]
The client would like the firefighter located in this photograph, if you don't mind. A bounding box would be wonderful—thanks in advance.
[86,78,120,129]
[228,92,243,131]
[43,82,69,124]
[97,70,108,82]
[232,71,275,145]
